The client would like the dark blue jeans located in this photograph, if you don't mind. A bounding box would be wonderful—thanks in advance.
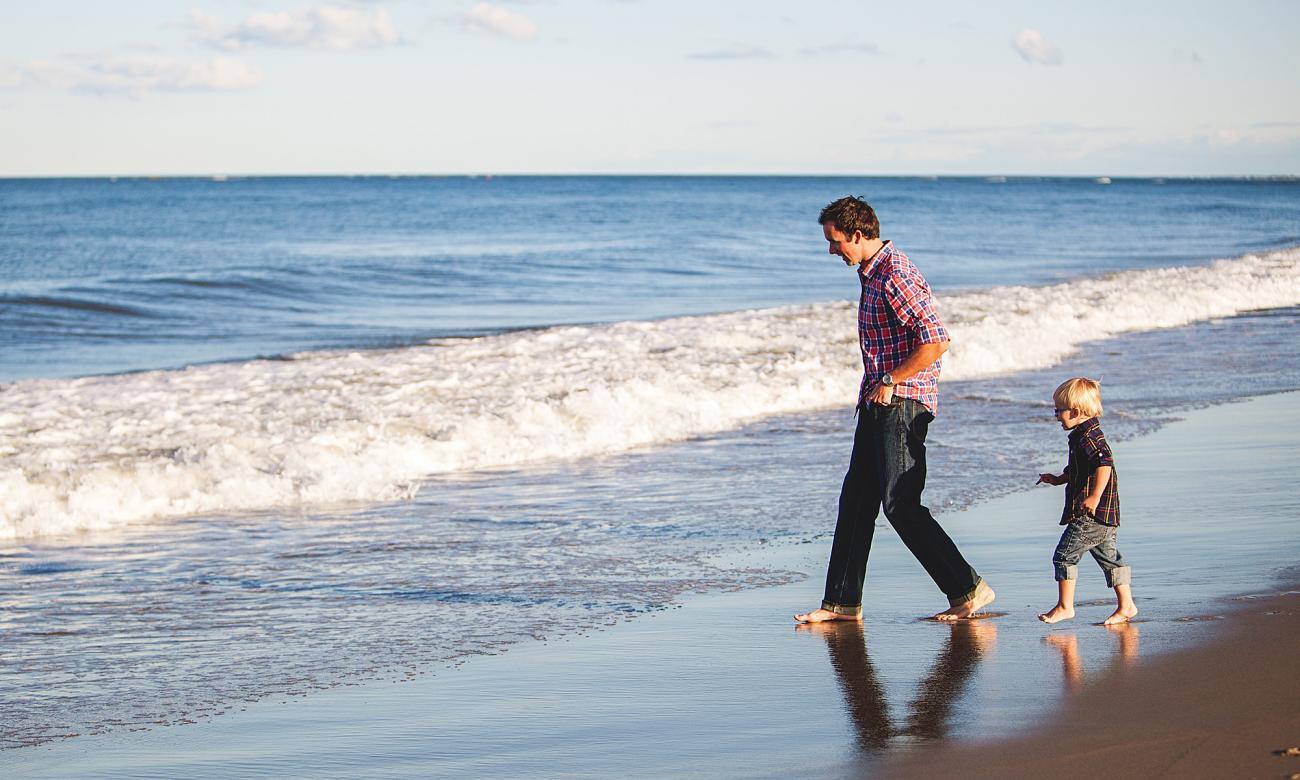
[822,398,982,616]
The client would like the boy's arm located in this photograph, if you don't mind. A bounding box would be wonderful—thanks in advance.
[1035,468,1067,486]
[1081,465,1113,514]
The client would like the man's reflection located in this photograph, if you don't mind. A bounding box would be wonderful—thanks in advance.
[812,620,892,752]
[798,620,998,754]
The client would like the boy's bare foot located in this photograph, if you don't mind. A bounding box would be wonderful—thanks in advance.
[933,582,996,621]
[793,608,861,624]
[1102,605,1138,625]
[1038,604,1075,624]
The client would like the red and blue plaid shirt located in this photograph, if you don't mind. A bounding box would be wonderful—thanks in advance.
[1062,416,1121,526]
[856,241,950,413]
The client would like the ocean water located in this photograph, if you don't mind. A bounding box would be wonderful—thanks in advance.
[1,176,1299,751]
[4,175,1299,384]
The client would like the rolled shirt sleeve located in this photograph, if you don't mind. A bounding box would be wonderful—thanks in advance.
[884,270,950,344]
[856,243,947,413]
[1083,431,1115,467]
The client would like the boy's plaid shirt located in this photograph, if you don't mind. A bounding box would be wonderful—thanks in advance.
[1062,417,1121,526]
[856,241,949,413]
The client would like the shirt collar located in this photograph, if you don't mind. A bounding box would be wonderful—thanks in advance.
[857,240,893,280]
[1068,416,1101,441]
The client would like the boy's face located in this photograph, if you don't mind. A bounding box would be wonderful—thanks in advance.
[1054,406,1085,430]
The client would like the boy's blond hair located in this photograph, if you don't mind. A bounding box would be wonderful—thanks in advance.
[1054,377,1103,417]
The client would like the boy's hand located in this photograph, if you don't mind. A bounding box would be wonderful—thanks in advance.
[1036,473,1062,486]
[1082,494,1101,516]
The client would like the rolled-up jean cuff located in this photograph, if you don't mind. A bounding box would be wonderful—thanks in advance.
[821,600,863,618]
[946,577,986,607]
[1054,563,1078,582]
[1105,566,1132,588]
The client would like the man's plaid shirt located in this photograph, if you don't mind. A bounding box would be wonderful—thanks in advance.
[856,241,950,413]
[1061,417,1121,526]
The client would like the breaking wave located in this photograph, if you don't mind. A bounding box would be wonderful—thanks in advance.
[2,246,1297,539]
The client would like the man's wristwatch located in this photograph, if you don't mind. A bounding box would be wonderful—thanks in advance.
[880,373,895,387]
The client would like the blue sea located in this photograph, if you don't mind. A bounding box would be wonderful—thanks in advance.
[5,175,1299,382]
[1,175,1298,753]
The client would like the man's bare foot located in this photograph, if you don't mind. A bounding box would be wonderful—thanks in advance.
[1038,604,1075,624]
[795,620,863,639]
[794,607,861,624]
[1102,605,1138,625]
[933,582,996,621]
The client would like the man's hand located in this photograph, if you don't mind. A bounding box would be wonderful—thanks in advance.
[866,381,894,406]
[1081,494,1101,516]
[1036,473,1064,486]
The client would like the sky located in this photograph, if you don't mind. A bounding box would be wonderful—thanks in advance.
[2,0,1299,177]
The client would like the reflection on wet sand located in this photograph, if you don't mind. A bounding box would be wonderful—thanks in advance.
[798,620,998,754]
[1043,623,1141,694]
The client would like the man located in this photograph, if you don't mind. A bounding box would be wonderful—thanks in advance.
[795,196,994,623]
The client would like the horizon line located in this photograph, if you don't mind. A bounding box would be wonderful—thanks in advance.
[3,172,1298,181]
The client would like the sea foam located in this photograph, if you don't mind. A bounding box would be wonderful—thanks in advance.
[3,247,1298,539]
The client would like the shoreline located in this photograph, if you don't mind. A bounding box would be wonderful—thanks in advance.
[5,390,1299,778]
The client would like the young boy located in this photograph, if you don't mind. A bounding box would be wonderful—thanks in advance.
[1035,377,1137,626]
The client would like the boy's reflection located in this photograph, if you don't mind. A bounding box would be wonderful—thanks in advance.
[1043,622,1140,694]
[797,620,998,754]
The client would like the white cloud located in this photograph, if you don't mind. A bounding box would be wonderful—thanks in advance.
[191,5,401,51]
[0,62,27,89]
[1199,124,1300,149]
[688,45,777,61]
[0,55,263,96]
[455,3,537,41]
[1011,28,1062,66]
[797,42,880,57]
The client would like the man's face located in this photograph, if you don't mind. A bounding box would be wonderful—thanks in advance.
[823,223,866,267]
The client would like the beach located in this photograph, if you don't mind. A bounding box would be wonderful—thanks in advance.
[6,389,1297,778]
[4,1,1299,773]
[889,588,1300,779]
[3,176,1298,776]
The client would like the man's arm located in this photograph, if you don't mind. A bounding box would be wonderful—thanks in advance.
[864,340,949,405]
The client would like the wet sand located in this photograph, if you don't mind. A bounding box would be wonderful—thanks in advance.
[889,587,1300,779]
[6,391,1299,778]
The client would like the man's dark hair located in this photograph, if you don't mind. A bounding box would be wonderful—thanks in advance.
[819,196,880,239]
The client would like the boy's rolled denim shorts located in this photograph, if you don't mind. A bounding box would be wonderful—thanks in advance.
[1052,515,1131,588]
